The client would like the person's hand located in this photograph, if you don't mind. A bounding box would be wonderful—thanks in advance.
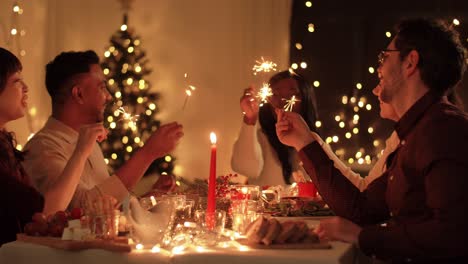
[152,173,176,193]
[240,86,259,125]
[143,122,184,159]
[74,123,108,157]
[315,216,362,245]
[275,109,315,150]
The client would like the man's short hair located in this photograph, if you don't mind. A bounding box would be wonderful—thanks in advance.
[45,50,100,105]
[394,18,467,94]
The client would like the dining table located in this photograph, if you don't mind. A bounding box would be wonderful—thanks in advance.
[0,217,376,264]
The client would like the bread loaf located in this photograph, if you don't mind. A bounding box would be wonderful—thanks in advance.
[274,221,299,244]
[244,216,321,246]
[261,218,282,245]
[245,216,269,243]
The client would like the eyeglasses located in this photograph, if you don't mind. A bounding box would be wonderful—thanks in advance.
[378,49,399,66]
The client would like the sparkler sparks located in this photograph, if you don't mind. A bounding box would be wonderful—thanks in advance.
[256,83,273,106]
[182,73,196,110]
[252,57,277,75]
[283,95,301,112]
[117,107,139,130]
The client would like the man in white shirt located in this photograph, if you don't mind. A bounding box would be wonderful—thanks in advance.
[23,50,183,209]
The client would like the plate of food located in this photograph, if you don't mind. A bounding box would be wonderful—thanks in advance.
[263,197,334,217]
[236,215,331,249]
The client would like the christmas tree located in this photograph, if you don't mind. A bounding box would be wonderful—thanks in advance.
[100,13,175,176]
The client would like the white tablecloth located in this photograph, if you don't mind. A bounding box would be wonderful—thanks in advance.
[0,217,376,264]
[0,240,359,264]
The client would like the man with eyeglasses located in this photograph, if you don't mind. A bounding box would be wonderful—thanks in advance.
[275,18,467,263]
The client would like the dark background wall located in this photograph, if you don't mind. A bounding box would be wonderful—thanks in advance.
[290,0,468,170]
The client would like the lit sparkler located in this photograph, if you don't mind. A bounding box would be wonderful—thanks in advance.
[117,106,139,129]
[252,57,277,75]
[256,82,273,106]
[182,73,196,110]
[283,95,301,112]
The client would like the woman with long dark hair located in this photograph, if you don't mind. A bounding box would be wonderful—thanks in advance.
[231,70,318,185]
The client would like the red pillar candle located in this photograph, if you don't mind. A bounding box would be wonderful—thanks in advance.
[207,132,217,216]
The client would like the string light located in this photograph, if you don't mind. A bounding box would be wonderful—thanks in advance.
[342,95,348,104]
[356,83,362,89]
[373,140,380,147]
[308,23,315,32]
[315,120,322,127]
[355,151,362,159]
[291,63,298,69]
[385,31,392,38]
[313,81,320,87]
[368,67,375,73]
[295,43,303,50]
[305,1,312,7]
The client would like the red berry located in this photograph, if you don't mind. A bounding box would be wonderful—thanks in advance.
[54,211,68,224]
[24,222,47,236]
[32,212,47,225]
[70,208,84,220]
[48,223,65,237]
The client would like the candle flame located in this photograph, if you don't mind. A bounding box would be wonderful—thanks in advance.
[210,132,217,144]
[185,90,192,96]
